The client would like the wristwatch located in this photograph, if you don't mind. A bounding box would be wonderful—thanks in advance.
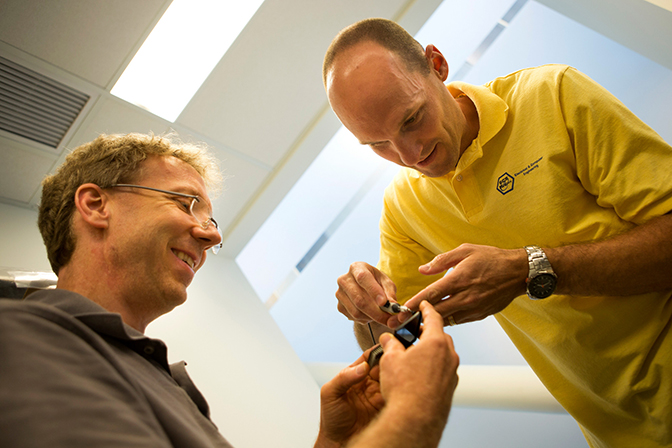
[524,245,557,300]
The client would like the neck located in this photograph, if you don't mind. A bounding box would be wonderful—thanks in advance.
[57,262,154,333]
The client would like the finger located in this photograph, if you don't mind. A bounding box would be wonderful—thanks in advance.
[417,301,446,338]
[322,361,371,398]
[386,313,406,328]
[354,269,392,308]
[378,332,403,355]
[336,284,388,324]
[340,267,398,325]
[404,277,454,310]
[377,273,398,304]
[336,301,355,321]
[418,250,463,275]
[358,345,383,366]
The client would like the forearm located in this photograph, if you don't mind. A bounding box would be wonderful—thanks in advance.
[345,401,448,448]
[547,213,672,296]
[314,405,445,448]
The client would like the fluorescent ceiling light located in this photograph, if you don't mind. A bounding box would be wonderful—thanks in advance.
[111,0,264,122]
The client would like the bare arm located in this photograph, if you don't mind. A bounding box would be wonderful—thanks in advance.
[549,213,672,295]
[405,213,672,325]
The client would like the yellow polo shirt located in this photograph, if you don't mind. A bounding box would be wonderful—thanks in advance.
[378,65,672,447]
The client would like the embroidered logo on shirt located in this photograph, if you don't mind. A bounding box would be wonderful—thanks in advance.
[498,157,545,195]
[514,156,544,177]
[497,172,514,195]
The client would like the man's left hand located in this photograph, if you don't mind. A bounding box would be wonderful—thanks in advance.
[402,244,528,326]
[315,348,385,447]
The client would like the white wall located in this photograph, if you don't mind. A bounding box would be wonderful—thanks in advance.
[147,257,322,448]
[0,202,322,448]
[0,203,51,273]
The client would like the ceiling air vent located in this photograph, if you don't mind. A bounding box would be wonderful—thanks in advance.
[0,56,89,148]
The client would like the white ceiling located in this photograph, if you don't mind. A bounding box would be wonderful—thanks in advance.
[1,0,670,258]
[0,0,443,257]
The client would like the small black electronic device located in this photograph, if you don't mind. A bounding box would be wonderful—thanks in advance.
[368,311,422,368]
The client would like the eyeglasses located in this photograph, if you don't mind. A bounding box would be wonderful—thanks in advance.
[109,184,222,254]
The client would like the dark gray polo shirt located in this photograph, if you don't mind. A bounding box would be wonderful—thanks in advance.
[0,289,234,447]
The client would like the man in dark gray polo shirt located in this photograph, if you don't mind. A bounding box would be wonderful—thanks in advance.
[0,133,460,448]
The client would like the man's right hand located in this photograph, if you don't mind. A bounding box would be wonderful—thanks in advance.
[335,262,402,328]
[379,301,459,413]
[340,301,460,448]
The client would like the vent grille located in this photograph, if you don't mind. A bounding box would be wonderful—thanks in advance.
[0,56,89,148]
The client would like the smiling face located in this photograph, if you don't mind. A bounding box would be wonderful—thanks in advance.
[326,41,471,178]
[105,155,221,318]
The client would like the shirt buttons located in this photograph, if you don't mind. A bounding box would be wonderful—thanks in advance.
[456,174,463,182]
[144,345,155,355]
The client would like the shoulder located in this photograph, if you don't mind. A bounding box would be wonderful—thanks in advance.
[488,64,605,96]
[0,297,89,335]
[487,64,571,87]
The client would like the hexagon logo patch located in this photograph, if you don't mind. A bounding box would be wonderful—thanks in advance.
[497,172,514,195]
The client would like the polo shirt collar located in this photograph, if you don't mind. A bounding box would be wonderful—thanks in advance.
[447,81,509,172]
[25,289,170,373]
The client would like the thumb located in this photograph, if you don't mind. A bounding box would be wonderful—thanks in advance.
[379,332,402,354]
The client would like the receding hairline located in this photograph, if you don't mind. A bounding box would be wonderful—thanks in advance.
[323,18,429,87]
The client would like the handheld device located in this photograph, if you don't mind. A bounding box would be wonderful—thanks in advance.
[368,311,422,368]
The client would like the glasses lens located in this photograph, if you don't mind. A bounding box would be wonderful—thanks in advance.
[191,199,209,225]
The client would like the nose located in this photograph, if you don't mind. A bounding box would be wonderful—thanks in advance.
[192,221,222,253]
[392,135,424,166]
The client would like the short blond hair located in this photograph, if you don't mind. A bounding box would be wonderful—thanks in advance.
[38,133,222,274]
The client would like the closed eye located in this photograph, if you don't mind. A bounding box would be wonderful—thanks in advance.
[403,108,423,129]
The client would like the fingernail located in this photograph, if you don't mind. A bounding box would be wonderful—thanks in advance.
[376,295,386,306]
[355,363,367,375]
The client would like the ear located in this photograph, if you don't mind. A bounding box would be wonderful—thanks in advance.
[425,44,449,82]
[74,183,110,230]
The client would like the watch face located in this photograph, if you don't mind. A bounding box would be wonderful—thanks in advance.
[528,273,557,299]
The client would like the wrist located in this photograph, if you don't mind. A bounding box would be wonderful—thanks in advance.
[382,400,448,445]
[314,432,345,448]
[524,245,557,299]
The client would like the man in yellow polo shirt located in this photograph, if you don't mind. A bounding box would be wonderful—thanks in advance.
[323,18,672,448]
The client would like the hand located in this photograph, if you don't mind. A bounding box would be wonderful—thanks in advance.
[376,301,460,442]
[336,262,404,328]
[403,244,528,326]
[316,349,385,447]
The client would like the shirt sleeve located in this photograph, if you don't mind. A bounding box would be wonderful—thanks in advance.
[560,67,672,224]
[0,306,173,447]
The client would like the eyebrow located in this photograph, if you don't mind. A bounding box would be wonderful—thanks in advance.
[359,105,421,146]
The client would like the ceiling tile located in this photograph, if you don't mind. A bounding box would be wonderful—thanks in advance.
[65,96,173,149]
[0,0,169,88]
[0,137,56,205]
[177,0,408,167]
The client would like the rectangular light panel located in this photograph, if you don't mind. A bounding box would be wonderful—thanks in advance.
[112,0,264,122]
